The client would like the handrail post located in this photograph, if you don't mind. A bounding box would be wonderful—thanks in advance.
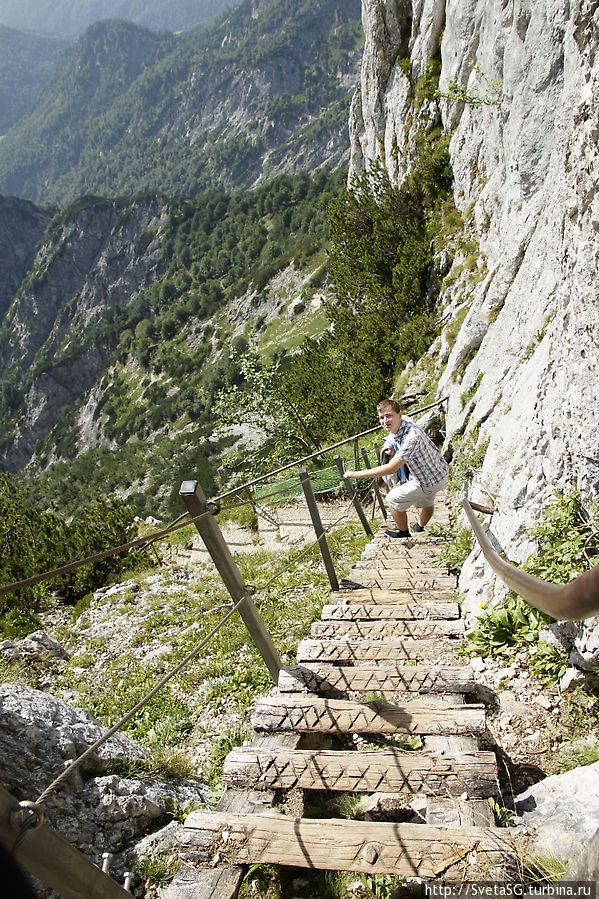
[333,455,373,537]
[361,447,387,520]
[179,480,282,682]
[298,468,339,592]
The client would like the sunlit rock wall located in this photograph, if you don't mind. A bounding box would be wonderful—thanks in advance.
[350,0,599,611]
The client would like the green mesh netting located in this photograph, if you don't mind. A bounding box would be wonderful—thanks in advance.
[252,465,345,505]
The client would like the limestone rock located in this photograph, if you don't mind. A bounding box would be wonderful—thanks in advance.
[350,0,599,625]
[511,762,599,862]
[0,684,208,890]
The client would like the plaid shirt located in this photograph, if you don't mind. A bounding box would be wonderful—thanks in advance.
[383,416,449,488]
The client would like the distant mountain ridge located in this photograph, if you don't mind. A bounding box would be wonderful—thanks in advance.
[0,26,69,133]
[0,0,362,205]
[0,0,238,37]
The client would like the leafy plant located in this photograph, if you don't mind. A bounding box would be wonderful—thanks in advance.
[461,596,553,658]
[488,796,515,827]
[523,489,599,583]
[436,525,473,574]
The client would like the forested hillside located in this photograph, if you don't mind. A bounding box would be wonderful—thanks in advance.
[0,26,69,133]
[0,170,349,518]
[0,0,237,37]
[0,0,362,205]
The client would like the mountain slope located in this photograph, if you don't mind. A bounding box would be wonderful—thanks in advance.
[0,0,238,37]
[0,0,362,205]
[0,26,70,134]
[0,169,345,516]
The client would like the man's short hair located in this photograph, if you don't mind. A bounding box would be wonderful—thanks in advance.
[377,398,401,414]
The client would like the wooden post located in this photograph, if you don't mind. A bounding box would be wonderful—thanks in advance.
[179,480,282,682]
[361,447,387,520]
[0,786,130,899]
[333,456,373,537]
[298,468,339,592]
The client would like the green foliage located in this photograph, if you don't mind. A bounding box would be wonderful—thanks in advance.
[437,65,502,108]
[357,873,400,899]
[202,724,252,798]
[461,490,597,690]
[522,488,599,583]
[435,525,473,574]
[0,472,139,633]
[0,4,362,205]
[134,849,180,890]
[462,595,553,658]
[555,737,599,772]
[282,138,453,441]
[3,168,347,519]
[0,25,68,133]
[487,796,515,827]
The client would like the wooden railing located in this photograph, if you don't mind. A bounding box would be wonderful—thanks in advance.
[462,492,599,620]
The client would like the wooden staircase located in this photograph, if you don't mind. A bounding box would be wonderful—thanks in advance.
[166,514,513,897]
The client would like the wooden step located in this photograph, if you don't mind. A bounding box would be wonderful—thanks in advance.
[251,695,485,736]
[321,601,460,620]
[334,587,456,602]
[361,547,441,561]
[311,618,464,639]
[223,746,498,797]
[344,570,456,588]
[278,663,475,696]
[180,811,511,877]
[353,557,445,570]
[297,637,452,663]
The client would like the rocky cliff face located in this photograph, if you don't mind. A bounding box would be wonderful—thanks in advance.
[350,0,599,608]
[1,196,171,471]
[0,197,51,320]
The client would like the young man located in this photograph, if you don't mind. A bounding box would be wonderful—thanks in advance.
[344,398,449,538]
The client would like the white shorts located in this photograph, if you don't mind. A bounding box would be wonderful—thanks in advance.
[386,477,447,512]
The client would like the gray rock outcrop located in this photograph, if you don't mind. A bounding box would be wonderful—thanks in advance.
[511,761,599,863]
[0,683,208,890]
[350,0,599,616]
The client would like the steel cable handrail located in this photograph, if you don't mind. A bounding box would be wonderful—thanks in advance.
[1,397,447,598]
[463,491,599,620]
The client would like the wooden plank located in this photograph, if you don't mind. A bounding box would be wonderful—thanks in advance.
[223,746,498,797]
[251,695,485,736]
[331,581,456,603]
[180,811,511,877]
[426,797,497,828]
[311,618,464,639]
[345,571,456,588]
[354,557,444,569]
[321,601,460,620]
[0,786,129,899]
[163,735,301,899]
[360,547,441,561]
[278,663,475,695]
[333,587,456,603]
[297,637,450,663]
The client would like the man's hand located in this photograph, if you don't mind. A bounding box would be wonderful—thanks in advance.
[344,470,359,479]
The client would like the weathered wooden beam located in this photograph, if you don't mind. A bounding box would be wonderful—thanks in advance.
[311,618,464,640]
[320,601,460,620]
[163,735,301,899]
[251,695,485,736]
[278,663,475,696]
[333,587,456,602]
[296,637,446,663]
[345,570,456,588]
[223,746,498,797]
[0,786,129,899]
[180,811,511,877]
[354,556,442,568]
